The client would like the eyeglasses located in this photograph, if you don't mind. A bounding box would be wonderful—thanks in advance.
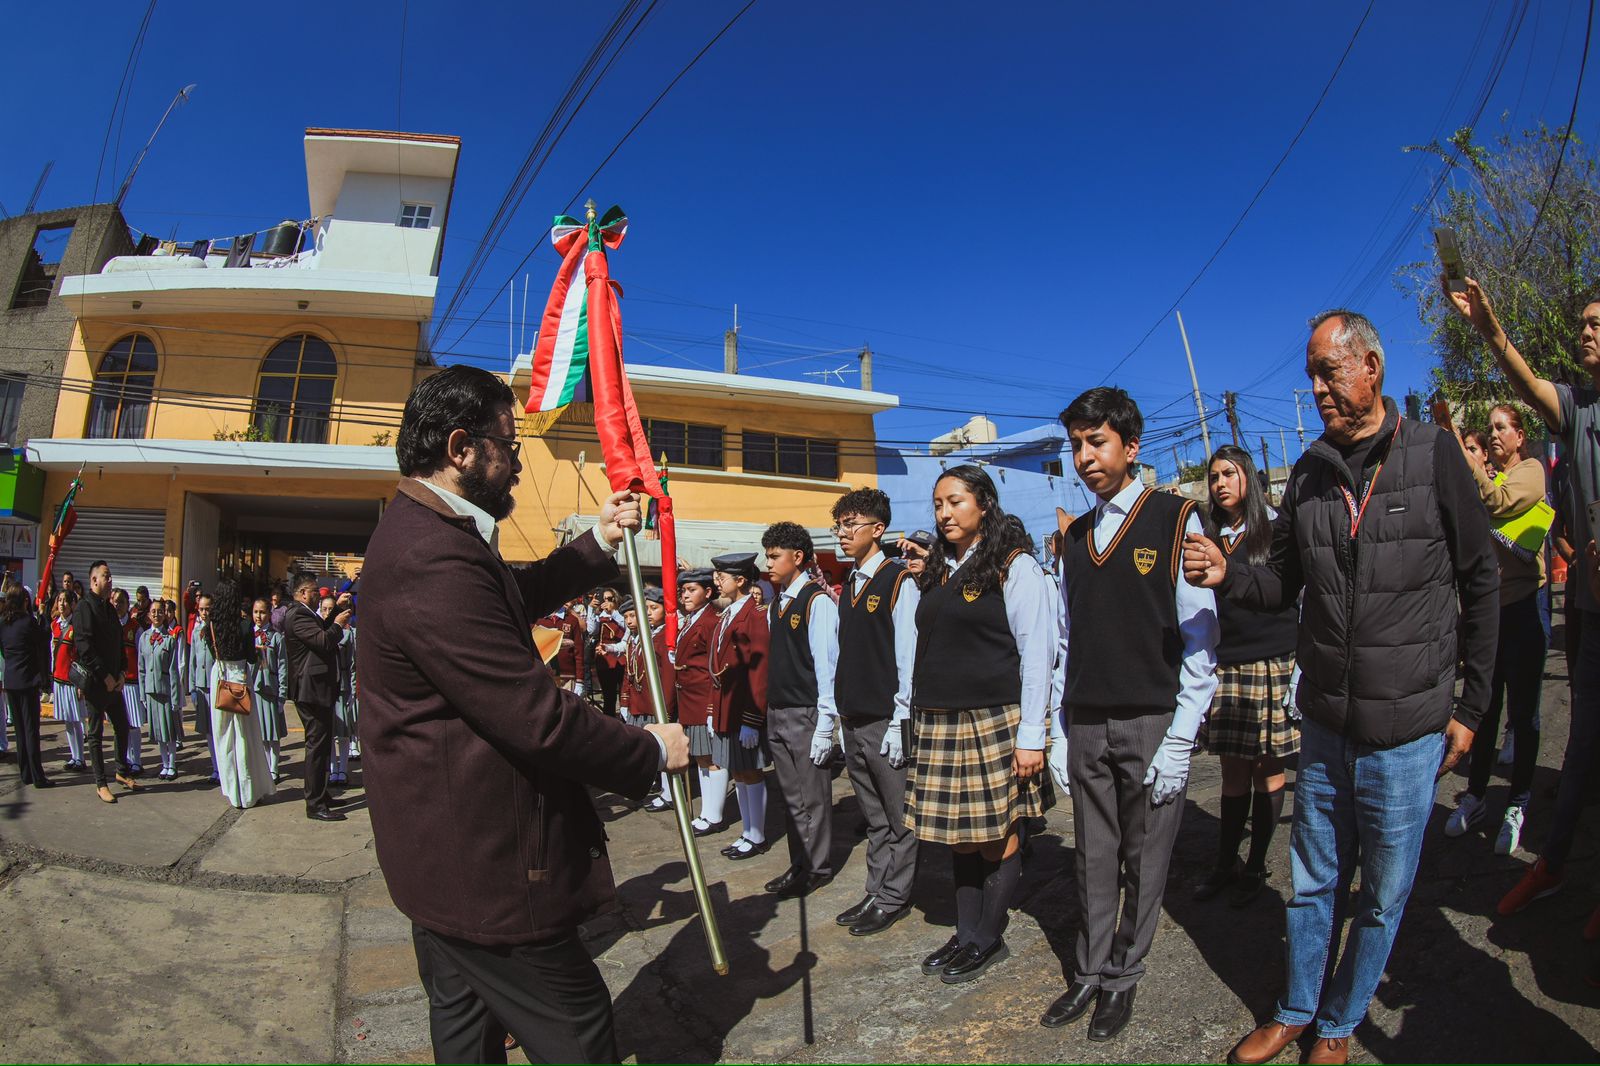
[474,433,522,459]
[831,520,876,535]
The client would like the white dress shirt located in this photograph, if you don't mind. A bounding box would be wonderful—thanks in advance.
[778,573,839,719]
[849,548,920,724]
[1056,478,1219,745]
[946,541,1059,749]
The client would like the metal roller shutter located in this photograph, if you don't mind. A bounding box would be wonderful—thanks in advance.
[55,508,167,595]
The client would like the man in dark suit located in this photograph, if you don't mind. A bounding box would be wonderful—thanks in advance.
[71,560,135,805]
[284,571,351,821]
[359,365,689,1064]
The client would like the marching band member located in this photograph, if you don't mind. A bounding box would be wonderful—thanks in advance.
[594,589,627,717]
[709,553,771,860]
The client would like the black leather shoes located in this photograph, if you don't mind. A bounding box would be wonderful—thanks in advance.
[1087,987,1136,1042]
[921,936,963,975]
[1040,981,1098,1028]
[692,818,727,838]
[940,939,1010,984]
[1193,862,1240,901]
[835,894,877,926]
[765,867,801,894]
[775,872,832,899]
[307,808,346,822]
[727,838,771,861]
[849,902,908,936]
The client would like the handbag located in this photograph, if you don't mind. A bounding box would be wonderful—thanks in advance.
[206,629,252,715]
[69,660,94,693]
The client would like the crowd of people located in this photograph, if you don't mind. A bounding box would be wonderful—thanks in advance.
[3,564,361,822]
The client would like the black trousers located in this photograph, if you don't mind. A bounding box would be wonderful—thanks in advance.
[6,688,45,784]
[597,664,623,718]
[297,701,334,813]
[82,684,130,788]
[411,923,618,1064]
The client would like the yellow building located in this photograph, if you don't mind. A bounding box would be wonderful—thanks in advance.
[25,129,895,597]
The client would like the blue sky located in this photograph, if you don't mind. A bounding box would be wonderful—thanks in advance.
[5,1,1595,478]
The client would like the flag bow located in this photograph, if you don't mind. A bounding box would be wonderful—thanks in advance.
[525,205,678,647]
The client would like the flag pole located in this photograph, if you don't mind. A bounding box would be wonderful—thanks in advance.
[620,524,728,974]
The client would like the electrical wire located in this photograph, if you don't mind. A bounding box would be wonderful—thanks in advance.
[1511,0,1594,265]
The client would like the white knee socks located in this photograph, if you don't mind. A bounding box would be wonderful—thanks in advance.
[698,766,729,824]
[735,780,767,844]
[65,722,84,763]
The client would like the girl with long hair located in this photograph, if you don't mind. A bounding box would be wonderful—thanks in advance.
[906,464,1056,983]
[1193,445,1300,906]
[206,578,275,808]
[50,591,86,771]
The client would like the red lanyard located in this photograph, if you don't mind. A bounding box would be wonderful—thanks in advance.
[1338,418,1401,538]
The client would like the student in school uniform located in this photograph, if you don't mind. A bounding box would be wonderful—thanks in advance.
[250,598,290,781]
[623,588,678,802]
[675,570,726,831]
[708,552,772,860]
[137,599,185,780]
[594,590,627,718]
[905,467,1058,986]
[1039,387,1219,1043]
[113,589,146,775]
[1192,445,1300,908]
[826,489,922,925]
[538,597,590,695]
[759,522,840,900]
[189,594,221,785]
[50,591,86,772]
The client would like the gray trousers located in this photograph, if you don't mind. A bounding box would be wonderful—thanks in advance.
[841,715,917,908]
[1068,706,1184,992]
[767,705,833,878]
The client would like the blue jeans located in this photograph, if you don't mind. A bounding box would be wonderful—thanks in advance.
[1275,717,1444,1038]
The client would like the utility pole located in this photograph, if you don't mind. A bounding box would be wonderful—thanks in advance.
[724,304,739,375]
[1260,437,1272,498]
[1293,388,1312,454]
[859,346,873,391]
[1224,391,1242,447]
[116,84,197,209]
[1175,310,1212,460]
[1172,445,1183,484]
[1278,427,1291,475]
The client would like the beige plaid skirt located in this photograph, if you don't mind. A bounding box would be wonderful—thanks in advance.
[904,702,1054,845]
[1201,655,1300,760]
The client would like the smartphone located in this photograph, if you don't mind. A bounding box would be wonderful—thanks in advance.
[1434,226,1467,293]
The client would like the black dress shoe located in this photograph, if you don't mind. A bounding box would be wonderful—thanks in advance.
[692,818,727,838]
[775,872,832,899]
[1040,981,1098,1028]
[849,901,908,936]
[1193,862,1240,901]
[307,808,347,822]
[835,893,877,926]
[32,778,56,789]
[921,936,963,975]
[765,867,801,894]
[727,838,771,861]
[1087,987,1136,1042]
[1230,869,1267,908]
[940,938,1010,984]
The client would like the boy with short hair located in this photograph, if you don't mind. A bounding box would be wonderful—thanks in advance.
[1040,386,1218,1042]
[760,522,839,897]
[709,552,772,860]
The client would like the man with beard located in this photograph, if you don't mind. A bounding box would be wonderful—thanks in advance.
[359,365,688,1063]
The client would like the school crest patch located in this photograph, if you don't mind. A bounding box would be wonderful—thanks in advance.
[962,584,982,603]
[866,594,882,613]
[789,613,802,629]
[1133,547,1158,575]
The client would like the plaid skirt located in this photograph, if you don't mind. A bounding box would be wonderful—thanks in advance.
[1202,655,1300,760]
[904,703,1054,845]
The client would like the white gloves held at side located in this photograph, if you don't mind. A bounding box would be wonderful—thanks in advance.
[1143,731,1192,807]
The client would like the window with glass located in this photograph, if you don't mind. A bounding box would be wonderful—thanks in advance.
[643,418,723,468]
[86,334,158,439]
[254,334,338,444]
[0,379,22,444]
[398,203,434,229]
[743,431,840,480]
[1042,459,1064,477]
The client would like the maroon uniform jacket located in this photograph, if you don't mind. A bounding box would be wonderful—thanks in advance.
[357,480,658,945]
[623,626,676,721]
[535,608,588,683]
[673,606,717,728]
[709,596,770,733]
[597,615,625,672]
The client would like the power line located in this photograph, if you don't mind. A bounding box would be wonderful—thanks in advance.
[1512,0,1594,265]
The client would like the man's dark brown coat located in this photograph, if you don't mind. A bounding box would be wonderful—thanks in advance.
[357,480,659,944]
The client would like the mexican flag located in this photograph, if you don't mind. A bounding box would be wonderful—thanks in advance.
[37,471,84,607]
[523,212,625,428]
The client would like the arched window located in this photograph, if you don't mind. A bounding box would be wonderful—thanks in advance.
[254,334,337,444]
[87,334,158,439]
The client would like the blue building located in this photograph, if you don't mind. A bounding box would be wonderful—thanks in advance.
[876,421,1100,564]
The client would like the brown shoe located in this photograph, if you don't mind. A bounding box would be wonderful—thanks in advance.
[1227,1021,1307,1065]
[1306,1037,1348,1065]
[115,773,138,791]
[96,786,117,804]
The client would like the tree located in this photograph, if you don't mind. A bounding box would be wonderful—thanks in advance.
[1399,125,1600,423]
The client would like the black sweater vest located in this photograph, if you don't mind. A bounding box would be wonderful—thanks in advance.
[1215,530,1298,665]
[912,551,1023,711]
[1064,488,1191,713]
[768,582,822,707]
[835,559,908,719]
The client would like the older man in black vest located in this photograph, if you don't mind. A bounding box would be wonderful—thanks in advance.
[1184,309,1498,1066]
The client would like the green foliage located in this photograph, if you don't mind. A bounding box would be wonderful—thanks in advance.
[1177,461,1207,484]
[213,424,271,442]
[370,430,393,446]
[1398,125,1600,405]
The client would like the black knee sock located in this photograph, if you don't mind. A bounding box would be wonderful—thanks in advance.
[1217,792,1251,871]
[974,851,1022,951]
[952,850,985,945]
[1244,787,1284,874]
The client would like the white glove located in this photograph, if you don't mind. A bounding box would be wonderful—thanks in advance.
[1282,665,1302,722]
[809,714,836,766]
[1142,731,1192,807]
[739,725,760,749]
[880,720,906,769]
[1048,738,1070,796]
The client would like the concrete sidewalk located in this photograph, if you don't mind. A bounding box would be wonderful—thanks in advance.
[0,664,1596,1062]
